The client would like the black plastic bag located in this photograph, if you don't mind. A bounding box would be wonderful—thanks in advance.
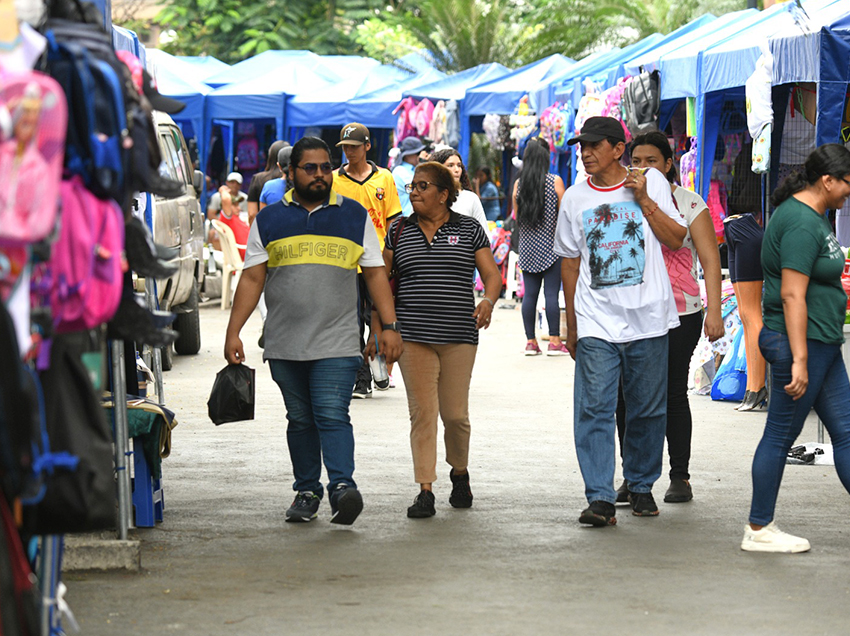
[208,364,255,425]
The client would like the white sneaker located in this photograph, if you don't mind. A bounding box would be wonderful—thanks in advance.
[741,522,811,553]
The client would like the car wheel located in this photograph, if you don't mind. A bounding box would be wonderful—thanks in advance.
[174,282,202,355]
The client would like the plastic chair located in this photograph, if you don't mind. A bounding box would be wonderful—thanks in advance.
[211,219,244,310]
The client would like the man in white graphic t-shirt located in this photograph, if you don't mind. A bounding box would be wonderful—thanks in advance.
[553,116,687,527]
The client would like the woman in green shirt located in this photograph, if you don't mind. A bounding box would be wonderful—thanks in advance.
[742,144,850,554]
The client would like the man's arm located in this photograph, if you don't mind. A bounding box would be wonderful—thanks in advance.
[361,266,403,364]
[561,257,580,360]
[624,171,685,250]
[223,263,266,364]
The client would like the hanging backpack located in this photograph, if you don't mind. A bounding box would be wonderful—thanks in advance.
[50,177,124,333]
[45,37,127,202]
[539,101,573,153]
[444,99,461,148]
[412,98,435,137]
[393,96,418,144]
[0,71,67,244]
[621,70,660,137]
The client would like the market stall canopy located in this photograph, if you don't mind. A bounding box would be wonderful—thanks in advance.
[464,54,576,116]
[203,50,341,88]
[702,0,846,94]
[395,50,437,73]
[173,55,230,82]
[287,64,412,128]
[207,64,338,138]
[402,63,511,101]
[343,67,447,129]
[659,6,784,100]
[770,0,850,85]
[320,55,381,78]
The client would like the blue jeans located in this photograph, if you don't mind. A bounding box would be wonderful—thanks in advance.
[749,328,850,525]
[574,335,668,504]
[268,356,362,497]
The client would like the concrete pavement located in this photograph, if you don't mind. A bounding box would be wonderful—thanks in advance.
[65,302,850,635]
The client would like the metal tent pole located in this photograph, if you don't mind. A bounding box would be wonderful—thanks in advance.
[111,340,132,540]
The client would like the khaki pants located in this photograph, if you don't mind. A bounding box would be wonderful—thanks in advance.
[397,342,477,484]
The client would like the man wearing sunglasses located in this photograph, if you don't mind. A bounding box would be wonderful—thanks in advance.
[333,122,403,398]
[225,136,403,526]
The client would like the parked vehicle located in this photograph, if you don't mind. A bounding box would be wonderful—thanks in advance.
[150,112,205,368]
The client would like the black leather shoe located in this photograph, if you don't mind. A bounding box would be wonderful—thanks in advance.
[616,479,629,503]
[664,478,693,503]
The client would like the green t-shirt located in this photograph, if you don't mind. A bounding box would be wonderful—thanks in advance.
[761,197,847,344]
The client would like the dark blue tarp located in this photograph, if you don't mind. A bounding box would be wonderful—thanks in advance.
[287,64,412,128]
[402,63,511,101]
[817,12,850,146]
[343,68,447,129]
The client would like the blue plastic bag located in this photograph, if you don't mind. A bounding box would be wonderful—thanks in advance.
[711,326,748,402]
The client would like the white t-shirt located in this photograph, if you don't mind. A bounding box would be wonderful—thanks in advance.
[553,168,684,343]
[452,190,490,235]
[665,186,709,316]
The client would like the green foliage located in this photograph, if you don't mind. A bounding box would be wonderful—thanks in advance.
[354,18,420,65]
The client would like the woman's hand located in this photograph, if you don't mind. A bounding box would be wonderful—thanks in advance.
[785,360,808,400]
[379,330,403,364]
[472,298,493,329]
[704,310,725,342]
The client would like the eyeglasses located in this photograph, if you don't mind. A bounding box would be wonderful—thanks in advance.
[842,177,850,187]
[296,162,333,176]
[405,181,439,193]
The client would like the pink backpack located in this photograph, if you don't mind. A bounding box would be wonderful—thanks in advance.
[412,98,435,137]
[393,97,418,144]
[51,176,124,333]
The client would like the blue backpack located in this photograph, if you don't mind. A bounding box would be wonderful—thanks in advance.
[45,35,128,202]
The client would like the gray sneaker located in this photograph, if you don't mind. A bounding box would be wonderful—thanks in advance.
[285,491,320,522]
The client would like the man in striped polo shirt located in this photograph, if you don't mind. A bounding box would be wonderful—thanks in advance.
[224,136,403,526]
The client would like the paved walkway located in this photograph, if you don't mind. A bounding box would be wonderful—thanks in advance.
[66,302,849,635]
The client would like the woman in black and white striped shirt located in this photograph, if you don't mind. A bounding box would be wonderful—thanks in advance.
[370,162,502,519]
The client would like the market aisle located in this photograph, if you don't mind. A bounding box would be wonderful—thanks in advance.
[66,302,850,635]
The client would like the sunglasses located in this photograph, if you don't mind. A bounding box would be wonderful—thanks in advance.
[296,162,333,176]
[405,180,439,193]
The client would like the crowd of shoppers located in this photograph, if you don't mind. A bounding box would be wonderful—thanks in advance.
[223,119,850,554]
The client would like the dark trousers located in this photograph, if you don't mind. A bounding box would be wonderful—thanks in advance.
[356,273,372,387]
[617,311,703,480]
[521,261,562,340]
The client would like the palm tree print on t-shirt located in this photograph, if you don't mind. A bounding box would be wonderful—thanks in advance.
[582,201,645,289]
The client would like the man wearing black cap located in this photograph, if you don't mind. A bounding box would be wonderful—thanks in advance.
[553,116,687,527]
[332,122,403,398]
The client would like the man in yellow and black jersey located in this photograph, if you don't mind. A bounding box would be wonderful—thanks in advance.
[334,123,403,398]
[333,123,402,249]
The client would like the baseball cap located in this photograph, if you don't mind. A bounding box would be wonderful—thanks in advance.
[226,172,243,184]
[141,69,186,115]
[567,116,626,146]
[398,136,426,157]
[337,123,370,146]
[277,146,293,169]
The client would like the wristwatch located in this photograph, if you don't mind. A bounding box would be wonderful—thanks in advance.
[382,322,401,332]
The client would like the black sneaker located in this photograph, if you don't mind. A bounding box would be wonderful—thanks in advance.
[616,479,629,503]
[285,491,320,522]
[628,491,660,516]
[579,500,616,527]
[352,362,372,399]
[407,489,436,518]
[329,485,363,525]
[449,470,473,508]
[664,478,693,503]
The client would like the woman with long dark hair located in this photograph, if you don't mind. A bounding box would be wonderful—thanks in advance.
[742,144,850,553]
[511,138,566,355]
[429,148,489,233]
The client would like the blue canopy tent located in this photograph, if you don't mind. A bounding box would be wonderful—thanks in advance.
[342,68,446,163]
[174,56,230,82]
[768,3,850,146]
[689,0,845,200]
[112,25,142,60]
[395,50,437,73]
[203,50,342,88]
[319,55,381,78]
[147,50,213,201]
[207,64,337,174]
[402,63,511,101]
[287,64,412,132]
[461,54,576,161]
